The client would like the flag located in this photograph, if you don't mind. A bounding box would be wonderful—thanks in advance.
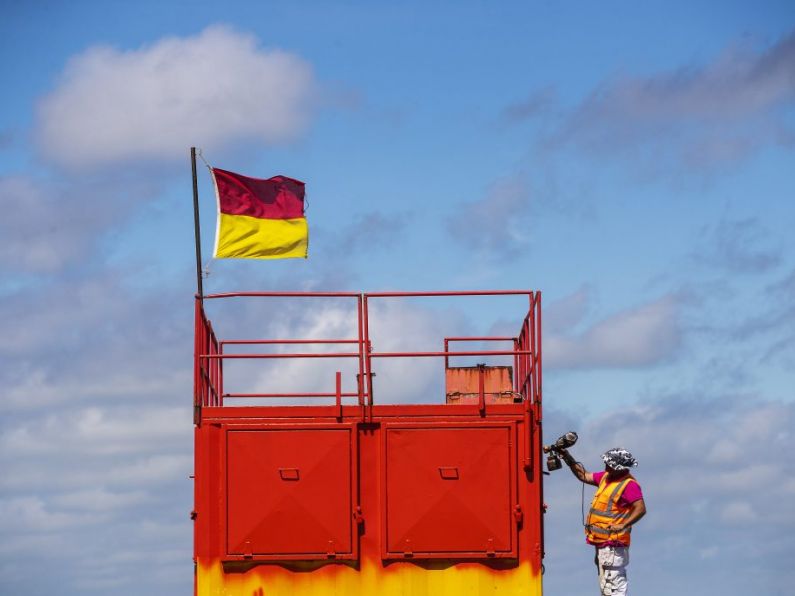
[211,168,308,259]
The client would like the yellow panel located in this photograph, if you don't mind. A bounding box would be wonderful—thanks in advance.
[197,558,542,596]
[214,214,308,259]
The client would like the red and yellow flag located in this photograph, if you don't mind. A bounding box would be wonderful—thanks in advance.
[212,168,308,259]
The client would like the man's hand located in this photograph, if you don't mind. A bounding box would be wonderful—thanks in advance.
[608,500,647,534]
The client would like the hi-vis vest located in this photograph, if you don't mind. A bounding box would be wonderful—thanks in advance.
[586,474,635,546]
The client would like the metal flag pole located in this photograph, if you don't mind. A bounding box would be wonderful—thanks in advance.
[191,147,204,302]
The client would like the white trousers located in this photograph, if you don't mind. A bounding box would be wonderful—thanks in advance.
[595,545,629,596]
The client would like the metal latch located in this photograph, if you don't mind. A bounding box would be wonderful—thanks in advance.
[439,466,459,479]
[279,468,300,480]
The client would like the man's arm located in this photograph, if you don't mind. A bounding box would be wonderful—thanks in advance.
[559,449,597,485]
[607,499,646,533]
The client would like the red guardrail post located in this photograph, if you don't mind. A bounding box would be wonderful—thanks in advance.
[335,371,342,419]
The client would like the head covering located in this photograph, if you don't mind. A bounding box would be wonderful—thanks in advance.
[601,448,638,471]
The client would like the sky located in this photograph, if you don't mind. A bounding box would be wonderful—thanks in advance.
[0,1,794,594]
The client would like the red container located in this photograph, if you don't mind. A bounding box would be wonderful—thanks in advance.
[193,291,544,596]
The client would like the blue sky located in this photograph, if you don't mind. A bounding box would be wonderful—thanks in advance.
[1,2,794,595]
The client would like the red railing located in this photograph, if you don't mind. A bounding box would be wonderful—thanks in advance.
[193,290,541,415]
[193,299,222,422]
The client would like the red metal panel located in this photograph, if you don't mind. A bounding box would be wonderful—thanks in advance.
[225,425,357,560]
[382,422,517,559]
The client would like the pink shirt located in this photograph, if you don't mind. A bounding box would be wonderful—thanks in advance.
[592,471,643,507]
[587,472,643,547]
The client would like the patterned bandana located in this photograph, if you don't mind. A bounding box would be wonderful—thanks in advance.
[601,448,638,471]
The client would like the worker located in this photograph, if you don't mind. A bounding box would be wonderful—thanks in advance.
[558,447,646,596]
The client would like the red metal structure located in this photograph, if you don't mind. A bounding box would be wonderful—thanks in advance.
[193,290,544,596]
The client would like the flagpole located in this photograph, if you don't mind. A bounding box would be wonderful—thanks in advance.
[190,147,204,301]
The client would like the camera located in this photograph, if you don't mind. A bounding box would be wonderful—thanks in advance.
[543,431,578,472]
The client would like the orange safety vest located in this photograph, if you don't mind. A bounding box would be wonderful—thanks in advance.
[585,474,635,546]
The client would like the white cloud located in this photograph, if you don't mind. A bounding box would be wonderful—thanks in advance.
[0,177,97,272]
[691,215,781,274]
[365,299,464,402]
[104,454,193,487]
[0,269,193,414]
[447,174,532,257]
[720,500,757,523]
[221,298,462,404]
[500,86,557,124]
[0,406,188,458]
[51,488,151,512]
[522,29,795,175]
[37,25,317,168]
[332,211,411,256]
[0,496,104,533]
[732,267,795,367]
[0,172,168,273]
[0,404,192,593]
[544,285,591,334]
[545,294,681,369]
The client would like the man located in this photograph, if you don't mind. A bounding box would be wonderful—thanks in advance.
[559,447,646,596]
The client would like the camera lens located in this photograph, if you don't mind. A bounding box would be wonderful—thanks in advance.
[555,431,578,449]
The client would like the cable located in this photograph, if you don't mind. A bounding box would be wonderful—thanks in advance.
[582,478,587,528]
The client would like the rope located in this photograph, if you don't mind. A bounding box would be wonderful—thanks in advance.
[196,148,212,172]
